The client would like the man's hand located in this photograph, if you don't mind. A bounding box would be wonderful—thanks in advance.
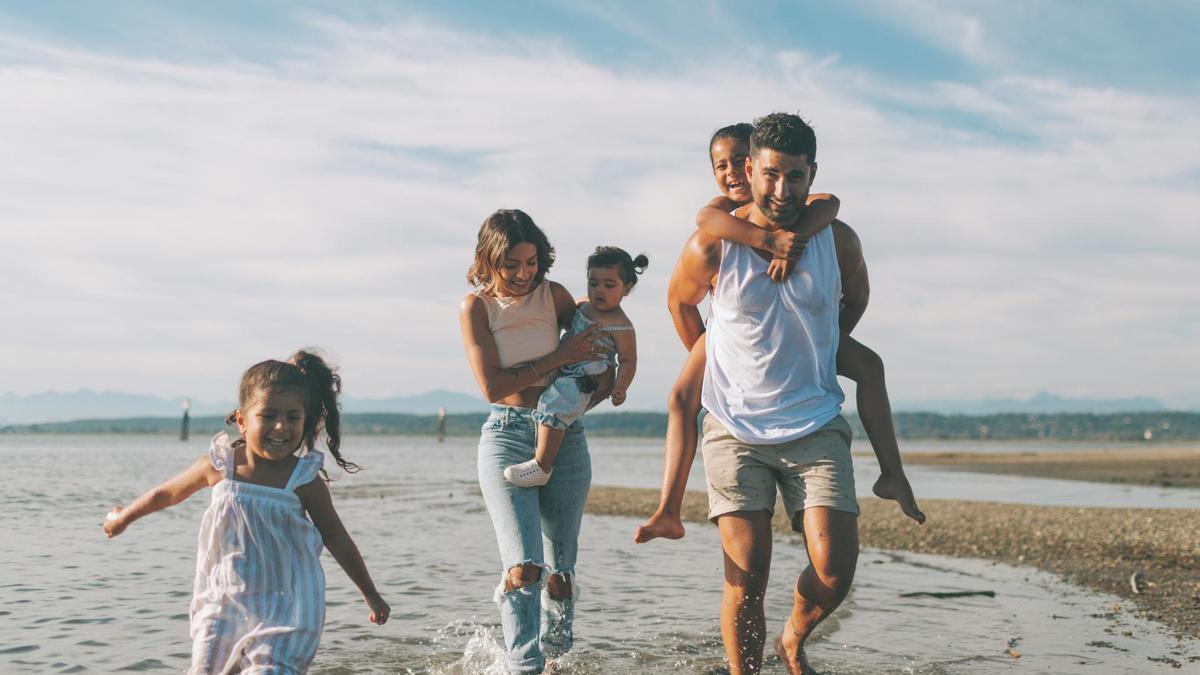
[610,386,627,406]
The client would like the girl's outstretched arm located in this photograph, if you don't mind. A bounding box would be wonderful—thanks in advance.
[103,454,218,537]
[300,479,390,625]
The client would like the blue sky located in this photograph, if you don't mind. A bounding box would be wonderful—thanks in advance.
[2,1,1197,410]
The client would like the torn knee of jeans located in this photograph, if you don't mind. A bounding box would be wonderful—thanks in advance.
[544,570,578,601]
[495,561,546,598]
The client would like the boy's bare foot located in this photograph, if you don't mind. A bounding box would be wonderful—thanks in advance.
[774,619,818,675]
[633,511,685,543]
[872,472,926,524]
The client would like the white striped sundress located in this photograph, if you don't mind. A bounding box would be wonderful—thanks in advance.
[189,432,326,674]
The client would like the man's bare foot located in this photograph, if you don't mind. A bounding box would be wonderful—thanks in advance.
[633,510,685,543]
[774,619,818,675]
[872,472,926,524]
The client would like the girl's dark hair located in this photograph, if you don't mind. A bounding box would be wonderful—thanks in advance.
[709,122,754,166]
[225,349,359,478]
[467,209,556,294]
[587,246,649,287]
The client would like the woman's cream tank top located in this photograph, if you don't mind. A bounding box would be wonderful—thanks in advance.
[474,281,559,386]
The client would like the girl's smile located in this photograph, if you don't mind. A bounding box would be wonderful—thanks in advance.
[237,388,307,461]
[710,137,752,204]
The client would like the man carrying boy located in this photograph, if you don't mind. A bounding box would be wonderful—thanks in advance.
[666,112,868,675]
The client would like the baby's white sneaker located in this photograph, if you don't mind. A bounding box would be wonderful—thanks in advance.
[504,459,552,487]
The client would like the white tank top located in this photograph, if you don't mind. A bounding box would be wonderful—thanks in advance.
[702,226,845,443]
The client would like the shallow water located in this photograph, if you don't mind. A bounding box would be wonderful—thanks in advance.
[2,434,1197,673]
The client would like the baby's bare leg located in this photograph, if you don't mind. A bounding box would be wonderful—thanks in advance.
[534,425,566,473]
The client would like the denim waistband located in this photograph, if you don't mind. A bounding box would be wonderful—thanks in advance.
[488,404,536,423]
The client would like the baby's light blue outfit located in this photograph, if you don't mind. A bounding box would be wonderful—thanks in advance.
[533,310,632,431]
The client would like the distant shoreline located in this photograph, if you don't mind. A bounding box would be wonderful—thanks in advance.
[586,486,1200,642]
[895,446,1200,488]
[5,410,1200,441]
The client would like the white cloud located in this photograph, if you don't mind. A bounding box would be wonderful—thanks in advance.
[1,15,1197,409]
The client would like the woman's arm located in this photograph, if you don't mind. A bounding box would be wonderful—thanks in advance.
[300,479,390,624]
[103,453,217,537]
[460,292,604,402]
[609,329,637,406]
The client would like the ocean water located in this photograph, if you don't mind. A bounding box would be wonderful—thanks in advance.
[1,434,1197,673]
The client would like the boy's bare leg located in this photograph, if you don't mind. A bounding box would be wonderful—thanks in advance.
[776,507,858,675]
[534,425,566,473]
[837,335,925,524]
[635,335,706,543]
[717,511,773,675]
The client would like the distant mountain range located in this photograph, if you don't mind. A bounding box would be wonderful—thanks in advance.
[0,388,1181,426]
[0,389,489,425]
[891,391,1169,415]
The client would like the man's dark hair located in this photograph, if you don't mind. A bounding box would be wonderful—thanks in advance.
[750,112,816,164]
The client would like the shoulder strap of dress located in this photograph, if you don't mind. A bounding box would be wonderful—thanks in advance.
[208,432,235,478]
[286,450,325,491]
[604,325,636,332]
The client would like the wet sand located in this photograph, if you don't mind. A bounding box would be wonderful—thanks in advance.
[892,445,1200,487]
[586,486,1200,641]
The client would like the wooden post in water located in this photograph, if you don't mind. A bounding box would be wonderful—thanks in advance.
[436,406,446,443]
[180,398,191,441]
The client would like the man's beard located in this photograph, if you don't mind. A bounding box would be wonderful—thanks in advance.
[754,192,806,227]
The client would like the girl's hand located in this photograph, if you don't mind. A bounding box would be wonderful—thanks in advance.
[366,592,390,625]
[556,324,611,364]
[767,257,795,282]
[103,506,127,538]
[610,386,627,406]
[765,230,807,260]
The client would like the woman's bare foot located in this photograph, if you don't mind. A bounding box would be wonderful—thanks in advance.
[872,472,926,524]
[633,510,685,543]
[774,619,818,675]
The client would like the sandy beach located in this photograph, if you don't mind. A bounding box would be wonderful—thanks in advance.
[893,445,1200,488]
[586,483,1200,643]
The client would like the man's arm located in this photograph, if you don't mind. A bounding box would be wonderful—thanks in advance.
[666,230,721,350]
[832,220,869,334]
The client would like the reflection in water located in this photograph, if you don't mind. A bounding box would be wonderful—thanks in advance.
[1,435,1196,673]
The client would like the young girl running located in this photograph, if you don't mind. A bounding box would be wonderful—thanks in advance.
[103,351,389,673]
[504,246,647,487]
[635,122,924,544]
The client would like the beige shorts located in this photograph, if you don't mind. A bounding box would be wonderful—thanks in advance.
[701,413,858,531]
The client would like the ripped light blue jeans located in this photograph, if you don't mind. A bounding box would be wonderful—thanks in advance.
[477,404,591,674]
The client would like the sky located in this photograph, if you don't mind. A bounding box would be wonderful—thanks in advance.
[2,1,1198,411]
